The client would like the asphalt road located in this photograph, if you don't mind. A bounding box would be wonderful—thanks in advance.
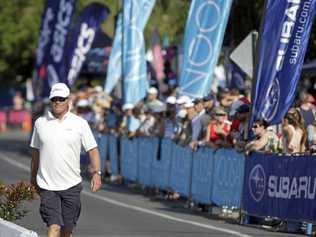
[0,131,303,237]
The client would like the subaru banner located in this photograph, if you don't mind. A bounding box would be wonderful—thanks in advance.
[65,3,110,86]
[35,0,76,98]
[250,0,316,126]
[179,0,233,98]
[243,153,316,221]
[122,0,155,104]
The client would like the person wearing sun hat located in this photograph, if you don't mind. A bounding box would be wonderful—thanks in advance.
[30,83,102,236]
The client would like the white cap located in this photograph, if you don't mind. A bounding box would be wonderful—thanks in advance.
[166,96,176,105]
[176,95,190,104]
[177,109,187,118]
[77,99,90,107]
[49,83,70,99]
[184,101,194,108]
[94,85,103,93]
[147,87,158,94]
[122,103,134,111]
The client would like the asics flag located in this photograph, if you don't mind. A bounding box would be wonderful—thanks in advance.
[250,0,316,126]
[35,0,76,98]
[122,0,155,104]
[65,3,110,86]
[179,0,233,98]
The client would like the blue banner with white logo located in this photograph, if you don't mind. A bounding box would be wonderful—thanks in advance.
[34,0,76,99]
[178,0,233,98]
[64,3,109,86]
[104,12,123,94]
[122,0,155,104]
[45,0,77,90]
[250,0,316,127]
[243,153,316,221]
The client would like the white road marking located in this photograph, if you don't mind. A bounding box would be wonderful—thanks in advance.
[0,153,252,237]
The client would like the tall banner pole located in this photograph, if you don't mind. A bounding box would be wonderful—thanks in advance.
[250,0,316,127]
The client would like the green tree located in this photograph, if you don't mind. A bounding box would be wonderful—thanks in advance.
[0,0,43,86]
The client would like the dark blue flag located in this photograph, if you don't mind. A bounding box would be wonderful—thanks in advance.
[64,3,110,86]
[250,0,316,126]
[43,0,77,96]
[34,0,76,98]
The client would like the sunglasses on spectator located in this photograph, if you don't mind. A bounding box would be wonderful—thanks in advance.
[51,97,68,103]
[252,124,260,128]
[215,113,226,116]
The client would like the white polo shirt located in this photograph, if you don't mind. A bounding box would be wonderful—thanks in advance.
[30,111,97,191]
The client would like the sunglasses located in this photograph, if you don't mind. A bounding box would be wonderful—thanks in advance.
[51,97,68,103]
[252,124,260,129]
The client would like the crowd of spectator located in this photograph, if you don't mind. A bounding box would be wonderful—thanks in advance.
[33,82,316,156]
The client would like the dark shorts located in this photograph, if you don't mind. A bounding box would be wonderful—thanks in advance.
[39,183,82,232]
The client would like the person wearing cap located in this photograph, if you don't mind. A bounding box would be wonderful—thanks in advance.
[144,87,164,112]
[120,103,140,138]
[30,83,102,237]
[230,104,250,152]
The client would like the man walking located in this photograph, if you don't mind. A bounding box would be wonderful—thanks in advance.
[30,83,102,237]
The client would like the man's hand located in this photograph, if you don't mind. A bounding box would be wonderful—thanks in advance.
[90,173,102,192]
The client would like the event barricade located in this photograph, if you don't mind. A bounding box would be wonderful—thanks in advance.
[138,137,159,186]
[98,134,108,174]
[169,144,193,197]
[243,153,316,223]
[121,137,139,181]
[191,147,215,204]
[108,135,119,175]
[151,138,173,190]
[212,149,245,208]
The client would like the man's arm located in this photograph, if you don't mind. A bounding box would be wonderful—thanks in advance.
[30,148,39,189]
[88,147,102,192]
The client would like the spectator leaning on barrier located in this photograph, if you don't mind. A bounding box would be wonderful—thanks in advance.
[245,119,279,153]
[163,96,177,139]
[282,112,306,153]
[298,91,316,127]
[230,104,250,152]
[30,83,102,237]
[307,119,316,154]
[120,103,141,138]
[204,107,231,149]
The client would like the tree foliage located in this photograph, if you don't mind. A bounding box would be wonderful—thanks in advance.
[0,0,315,87]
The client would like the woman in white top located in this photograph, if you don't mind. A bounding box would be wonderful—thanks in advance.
[307,120,316,153]
[282,113,306,153]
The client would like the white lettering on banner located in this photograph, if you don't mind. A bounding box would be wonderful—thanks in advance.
[261,0,301,121]
[196,1,220,32]
[290,0,312,64]
[268,175,316,200]
[68,23,95,85]
[51,0,73,63]
[37,8,54,65]
[124,4,145,86]
[182,0,221,95]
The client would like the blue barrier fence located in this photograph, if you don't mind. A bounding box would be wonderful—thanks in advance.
[90,133,316,227]
[92,134,245,207]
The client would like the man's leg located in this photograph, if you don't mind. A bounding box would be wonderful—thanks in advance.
[60,183,83,236]
[39,189,63,237]
[48,224,61,237]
